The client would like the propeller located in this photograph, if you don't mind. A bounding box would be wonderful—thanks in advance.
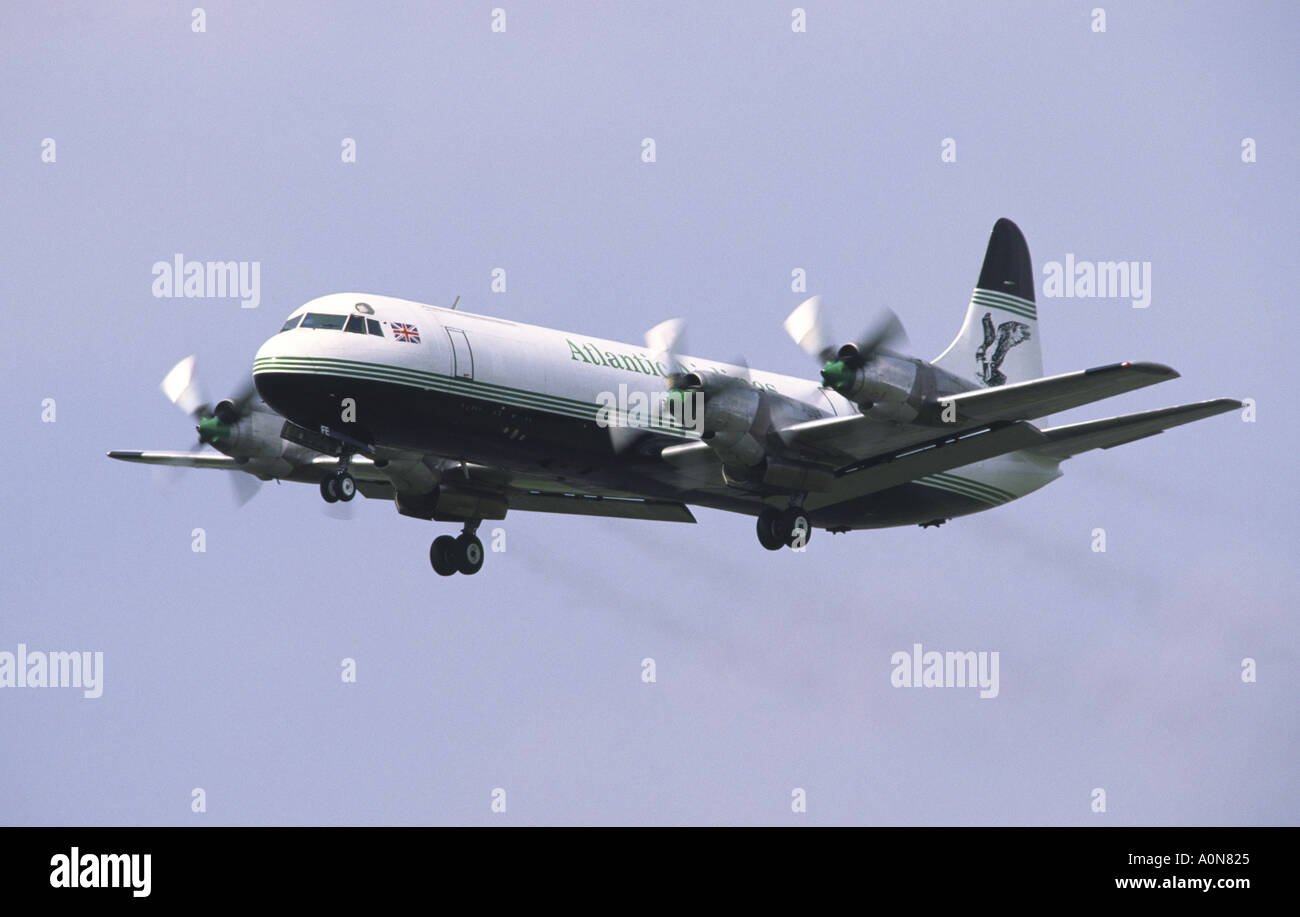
[160,355,208,418]
[648,319,756,419]
[161,355,261,448]
[606,320,754,453]
[646,318,752,395]
[158,355,264,506]
[782,295,907,393]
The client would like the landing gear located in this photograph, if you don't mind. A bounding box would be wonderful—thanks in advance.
[778,506,811,548]
[455,533,484,575]
[757,504,813,550]
[757,508,785,550]
[429,535,459,576]
[428,521,485,576]
[319,451,356,503]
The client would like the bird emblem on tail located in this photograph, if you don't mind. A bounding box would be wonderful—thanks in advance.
[975,312,1031,386]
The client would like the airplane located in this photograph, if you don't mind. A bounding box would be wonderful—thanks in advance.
[109,218,1241,576]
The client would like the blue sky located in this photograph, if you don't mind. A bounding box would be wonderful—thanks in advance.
[2,1,1296,824]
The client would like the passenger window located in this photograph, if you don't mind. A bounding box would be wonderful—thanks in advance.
[279,314,303,332]
[344,314,367,334]
[300,313,347,330]
[366,318,383,337]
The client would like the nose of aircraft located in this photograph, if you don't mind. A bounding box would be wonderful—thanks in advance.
[251,314,361,438]
[252,328,312,424]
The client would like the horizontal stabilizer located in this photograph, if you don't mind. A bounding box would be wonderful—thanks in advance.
[1026,399,1243,460]
[941,361,1179,424]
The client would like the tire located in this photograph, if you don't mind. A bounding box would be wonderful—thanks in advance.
[336,472,356,502]
[756,508,784,551]
[779,507,812,548]
[429,535,459,576]
[455,534,485,575]
[320,476,339,503]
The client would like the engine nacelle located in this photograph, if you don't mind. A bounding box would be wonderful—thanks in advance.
[822,353,920,421]
[698,378,761,436]
[664,371,760,434]
[395,483,507,522]
[207,410,295,458]
[670,374,766,467]
[721,458,835,492]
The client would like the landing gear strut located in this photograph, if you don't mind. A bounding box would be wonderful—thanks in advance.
[319,454,356,503]
[429,520,485,576]
[757,504,812,550]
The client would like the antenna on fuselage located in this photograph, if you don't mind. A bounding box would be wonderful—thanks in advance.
[450,296,460,310]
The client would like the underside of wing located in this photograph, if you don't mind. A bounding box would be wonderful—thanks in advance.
[941,361,1179,424]
[1025,399,1243,460]
[503,490,696,522]
[802,421,1048,510]
[308,457,697,521]
[110,449,696,521]
[107,450,245,470]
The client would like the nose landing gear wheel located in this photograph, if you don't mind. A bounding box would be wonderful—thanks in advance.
[455,534,485,575]
[320,476,339,503]
[429,535,460,576]
[334,471,356,502]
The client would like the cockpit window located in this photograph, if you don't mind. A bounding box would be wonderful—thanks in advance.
[279,314,303,332]
[366,318,383,336]
[343,314,368,334]
[300,313,347,330]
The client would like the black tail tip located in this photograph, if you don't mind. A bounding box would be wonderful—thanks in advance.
[978,218,1034,302]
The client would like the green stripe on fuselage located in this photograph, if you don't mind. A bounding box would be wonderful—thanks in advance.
[253,355,699,438]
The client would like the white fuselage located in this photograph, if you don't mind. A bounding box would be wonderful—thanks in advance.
[252,293,1061,528]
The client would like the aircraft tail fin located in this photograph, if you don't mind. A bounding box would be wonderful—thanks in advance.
[932,218,1043,388]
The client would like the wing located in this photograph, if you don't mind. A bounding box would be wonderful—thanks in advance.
[107,450,250,471]
[1025,399,1242,460]
[780,360,1183,465]
[108,450,395,484]
[802,421,1047,511]
[939,361,1178,423]
[109,450,696,522]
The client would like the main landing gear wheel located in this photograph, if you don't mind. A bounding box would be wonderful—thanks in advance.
[430,535,459,576]
[320,471,356,503]
[778,506,811,548]
[757,506,813,550]
[756,508,785,551]
[429,523,486,577]
[455,534,484,575]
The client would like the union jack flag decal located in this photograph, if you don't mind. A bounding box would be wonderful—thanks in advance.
[391,322,420,343]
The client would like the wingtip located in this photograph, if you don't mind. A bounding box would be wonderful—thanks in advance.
[1111,361,1179,379]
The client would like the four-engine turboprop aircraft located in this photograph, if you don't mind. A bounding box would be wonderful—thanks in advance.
[109,219,1241,576]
